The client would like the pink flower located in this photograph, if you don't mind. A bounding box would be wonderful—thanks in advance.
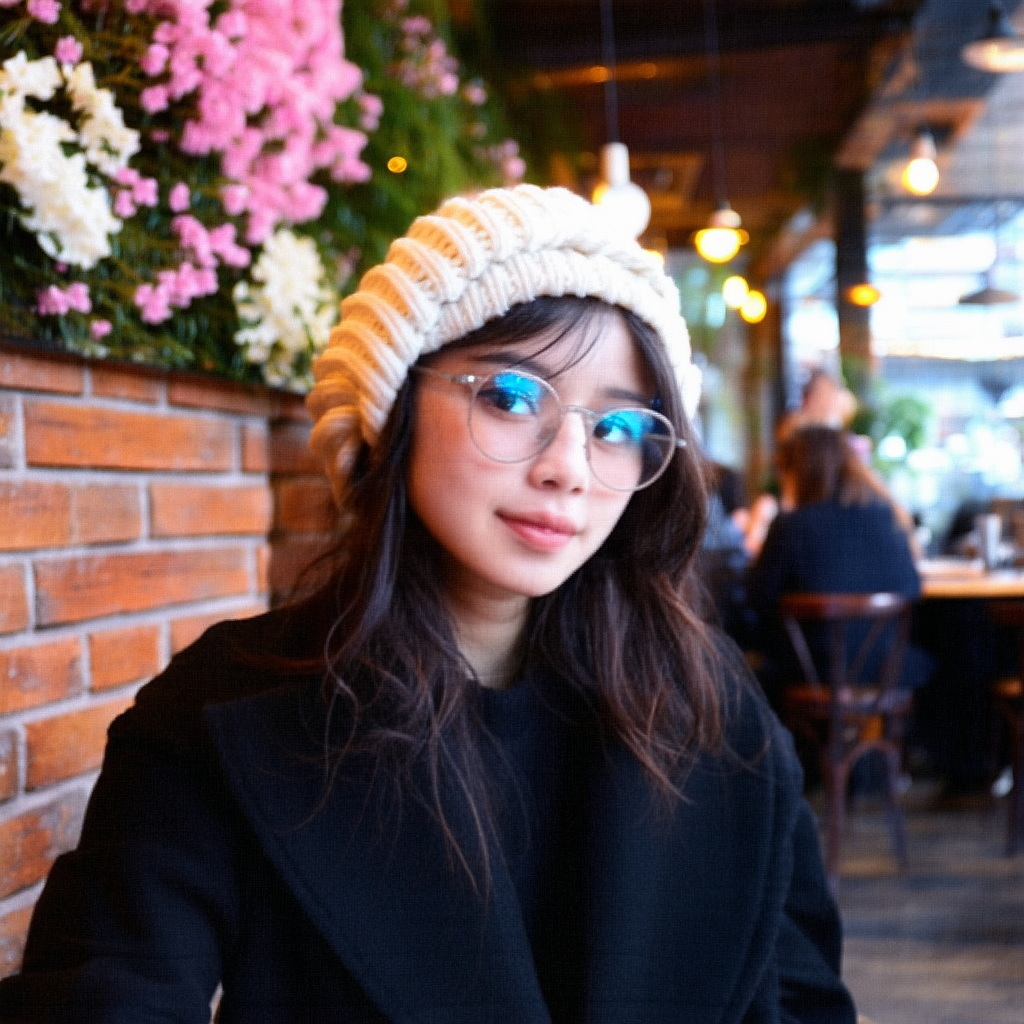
[150,129,170,142]
[54,36,83,65]
[0,1,24,7]
[65,282,91,313]
[134,177,158,206]
[140,85,170,113]
[115,167,141,187]
[36,286,70,316]
[90,320,112,340]
[402,16,431,34]
[113,191,137,218]
[140,43,169,77]
[124,0,149,12]
[215,10,247,39]
[27,0,60,24]
[220,184,248,216]
[168,182,190,212]
[134,283,172,324]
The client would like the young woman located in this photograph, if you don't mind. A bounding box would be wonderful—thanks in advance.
[0,185,854,1023]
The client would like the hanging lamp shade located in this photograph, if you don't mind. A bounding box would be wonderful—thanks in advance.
[962,2,1024,72]
[694,202,747,263]
[959,274,1020,305]
[591,142,651,239]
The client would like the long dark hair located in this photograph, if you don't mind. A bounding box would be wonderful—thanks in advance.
[311,295,723,885]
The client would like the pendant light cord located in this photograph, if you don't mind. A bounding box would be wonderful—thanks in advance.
[599,0,620,144]
[702,0,729,207]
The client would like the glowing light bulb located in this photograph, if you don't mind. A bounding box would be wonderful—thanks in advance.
[722,275,749,309]
[846,283,881,307]
[739,289,767,324]
[694,203,745,263]
[901,131,938,196]
[591,143,651,239]
[387,156,408,173]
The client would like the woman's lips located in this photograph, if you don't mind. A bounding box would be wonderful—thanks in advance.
[498,512,579,552]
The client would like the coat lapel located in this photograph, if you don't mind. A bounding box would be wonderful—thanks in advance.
[205,681,551,1024]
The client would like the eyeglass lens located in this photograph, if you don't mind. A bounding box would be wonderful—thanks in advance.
[470,371,675,491]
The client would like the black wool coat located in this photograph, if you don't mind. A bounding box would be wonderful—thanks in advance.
[0,604,855,1024]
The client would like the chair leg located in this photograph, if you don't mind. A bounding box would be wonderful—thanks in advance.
[880,745,909,870]
[1009,716,1024,856]
[825,758,851,895]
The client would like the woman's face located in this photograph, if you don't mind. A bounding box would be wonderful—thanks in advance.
[407,309,650,607]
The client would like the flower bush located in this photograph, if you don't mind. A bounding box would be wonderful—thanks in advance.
[0,0,523,389]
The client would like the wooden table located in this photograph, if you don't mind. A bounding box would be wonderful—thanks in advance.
[918,559,1024,599]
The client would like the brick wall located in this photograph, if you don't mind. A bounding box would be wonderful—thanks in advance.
[0,342,337,978]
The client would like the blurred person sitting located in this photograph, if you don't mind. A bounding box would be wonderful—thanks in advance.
[747,426,930,718]
[775,369,857,447]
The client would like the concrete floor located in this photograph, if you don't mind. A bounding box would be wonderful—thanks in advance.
[827,783,1024,1024]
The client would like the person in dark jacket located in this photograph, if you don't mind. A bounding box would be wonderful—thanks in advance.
[0,185,855,1024]
[747,425,929,713]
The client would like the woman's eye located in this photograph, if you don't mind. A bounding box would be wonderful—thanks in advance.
[478,373,546,415]
[594,410,649,445]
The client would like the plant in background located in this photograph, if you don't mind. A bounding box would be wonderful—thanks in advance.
[0,0,519,389]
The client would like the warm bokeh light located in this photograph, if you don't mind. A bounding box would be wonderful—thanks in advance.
[739,289,767,323]
[722,275,749,309]
[387,156,408,173]
[695,227,742,263]
[644,248,666,267]
[847,282,881,307]
[901,157,939,196]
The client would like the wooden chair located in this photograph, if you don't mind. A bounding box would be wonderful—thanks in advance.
[779,592,914,893]
[985,601,1024,855]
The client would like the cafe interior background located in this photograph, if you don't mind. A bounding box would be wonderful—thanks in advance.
[2,0,1024,1018]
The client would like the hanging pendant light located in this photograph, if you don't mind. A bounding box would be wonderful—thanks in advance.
[960,201,1020,305]
[694,0,746,264]
[901,129,939,196]
[695,202,746,263]
[962,2,1024,73]
[590,0,650,238]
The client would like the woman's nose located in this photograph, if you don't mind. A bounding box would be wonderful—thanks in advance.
[528,410,590,491]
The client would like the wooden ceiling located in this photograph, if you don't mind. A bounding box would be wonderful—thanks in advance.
[468,0,1011,270]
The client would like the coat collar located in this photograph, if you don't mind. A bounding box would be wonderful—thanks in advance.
[205,676,789,1024]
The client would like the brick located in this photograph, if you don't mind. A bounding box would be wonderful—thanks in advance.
[24,401,233,471]
[25,697,133,789]
[0,349,83,395]
[241,423,269,472]
[90,363,162,403]
[0,790,87,898]
[150,483,272,537]
[0,395,15,469]
[35,548,251,625]
[168,375,279,417]
[267,421,319,474]
[71,484,142,545]
[0,904,33,979]
[88,624,161,691]
[0,567,30,635]
[170,603,265,654]
[0,481,71,550]
[274,477,337,533]
[276,393,313,423]
[0,638,83,714]
[0,730,17,802]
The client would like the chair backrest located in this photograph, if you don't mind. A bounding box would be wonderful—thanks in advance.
[988,600,1024,675]
[779,592,911,694]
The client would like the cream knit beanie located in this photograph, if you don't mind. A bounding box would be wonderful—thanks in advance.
[307,183,700,501]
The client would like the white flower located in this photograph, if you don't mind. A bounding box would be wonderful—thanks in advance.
[0,52,61,103]
[0,53,131,269]
[234,229,338,389]
[65,62,140,175]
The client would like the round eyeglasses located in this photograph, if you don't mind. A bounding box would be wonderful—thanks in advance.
[412,366,685,492]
